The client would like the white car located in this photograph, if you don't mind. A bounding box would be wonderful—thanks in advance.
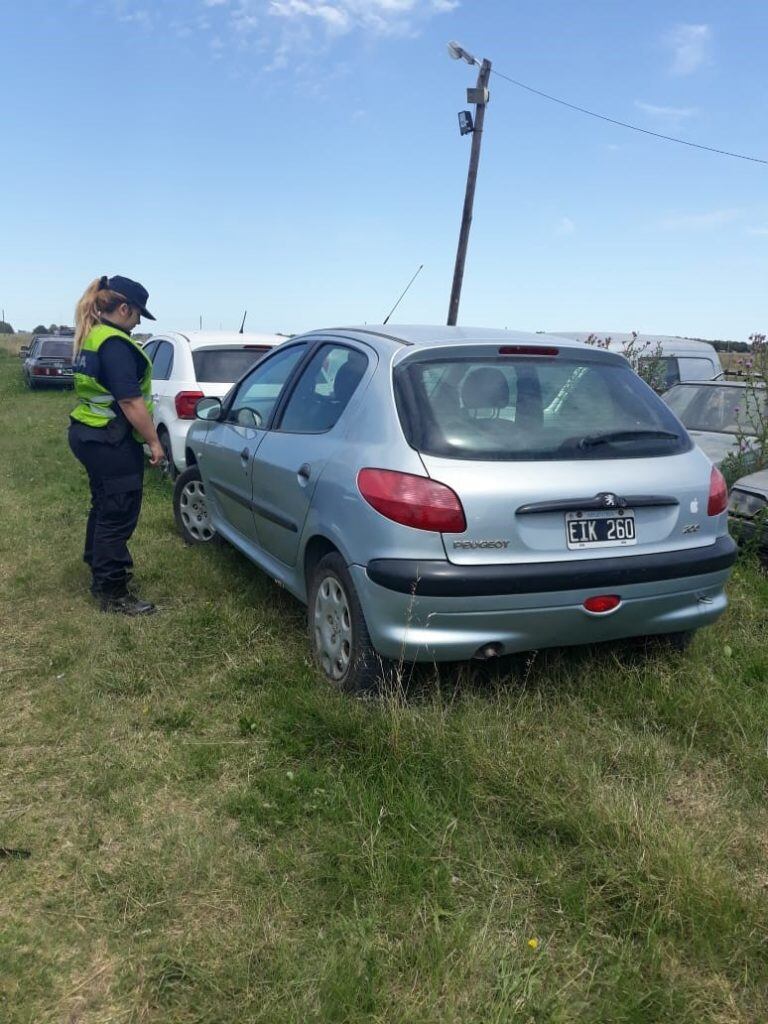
[143,331,286,476]
[550,333,723,389]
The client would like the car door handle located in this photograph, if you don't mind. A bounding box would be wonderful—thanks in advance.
[240,447,250,461]
[297,463,311,481]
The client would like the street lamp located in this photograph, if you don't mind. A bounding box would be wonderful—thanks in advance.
[446,42,492,326]
[447,40,477,64]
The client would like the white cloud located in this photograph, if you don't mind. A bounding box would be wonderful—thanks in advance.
[660,209,740,231]
[108,0,459,72]
[664,23,711,76]
[635,101,697,123]
[262,0,458,37]
[555,217,575,236]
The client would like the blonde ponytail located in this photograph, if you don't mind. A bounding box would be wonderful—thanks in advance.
[74,276,128,350]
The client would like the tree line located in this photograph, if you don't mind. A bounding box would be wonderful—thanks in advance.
[0,322,73,335]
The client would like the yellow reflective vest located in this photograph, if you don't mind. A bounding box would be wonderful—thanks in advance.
[71,324,153,441]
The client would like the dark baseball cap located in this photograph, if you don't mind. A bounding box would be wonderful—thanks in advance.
[106,275,156,320]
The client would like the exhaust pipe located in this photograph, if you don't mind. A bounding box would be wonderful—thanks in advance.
[473,642,504,660]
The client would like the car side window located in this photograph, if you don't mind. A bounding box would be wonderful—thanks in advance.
[678,357,714,382]
[228,344,307,427]
[151,341,174,380]
[142,340,158,362]
[278,344,369,433]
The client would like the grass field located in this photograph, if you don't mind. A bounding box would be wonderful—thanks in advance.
[2,334,768,1023]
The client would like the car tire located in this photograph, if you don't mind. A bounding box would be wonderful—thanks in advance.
[26,376,36,390]
[158,428,178,480]
[173,466,219,545]
[308,552,384,693]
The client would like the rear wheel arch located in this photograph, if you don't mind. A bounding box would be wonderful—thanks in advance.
[303,535,340,588]
[185,447,197,467]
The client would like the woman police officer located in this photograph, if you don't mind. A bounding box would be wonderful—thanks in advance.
[69,275,163,615]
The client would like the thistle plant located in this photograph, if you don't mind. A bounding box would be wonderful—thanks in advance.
[720,333,768,488]
[585,332,667,391]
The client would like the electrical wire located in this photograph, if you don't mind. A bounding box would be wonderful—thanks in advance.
[488,67,768,166]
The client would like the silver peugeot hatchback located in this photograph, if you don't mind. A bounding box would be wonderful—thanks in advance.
[174,326,736,691]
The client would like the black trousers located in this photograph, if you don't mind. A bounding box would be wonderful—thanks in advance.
[68,422,145,596]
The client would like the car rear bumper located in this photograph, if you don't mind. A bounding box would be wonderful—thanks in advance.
[365,535,736,597]
[167,421,193,471]
[28,375,74,388]
[351,538,736,661]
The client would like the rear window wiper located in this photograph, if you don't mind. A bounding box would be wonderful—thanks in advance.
[578,429,680,449]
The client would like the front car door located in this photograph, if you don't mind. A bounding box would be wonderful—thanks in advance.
[250,341,373,565]
[200,343,308,544]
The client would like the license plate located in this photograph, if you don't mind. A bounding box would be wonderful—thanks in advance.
[565,509,637,549]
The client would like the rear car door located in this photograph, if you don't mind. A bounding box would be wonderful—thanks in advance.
[149,339,175,427]
[250,342,372,565]
[200,343,308,543]
[23,339,39,380]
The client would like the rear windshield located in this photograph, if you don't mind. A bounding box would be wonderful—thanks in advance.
[394,355,691,461]
[192,346,269,383]
[38,340,73,358]
[663,384,767,436]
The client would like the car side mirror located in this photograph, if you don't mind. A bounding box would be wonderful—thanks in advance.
[195,397,222,421]
[235,408,262,429]
[19,346,29,357]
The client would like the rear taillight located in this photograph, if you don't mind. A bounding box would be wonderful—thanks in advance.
[357,468,466,533]
[583,595,621,614]
[707,465,728,516]
[31,366,48,376]
[174,390,205,419]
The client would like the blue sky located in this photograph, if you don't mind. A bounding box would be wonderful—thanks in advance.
[1,0,766,340]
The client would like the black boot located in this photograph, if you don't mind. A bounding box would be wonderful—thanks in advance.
[100,592,156,616]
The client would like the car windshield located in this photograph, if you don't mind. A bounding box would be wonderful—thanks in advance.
[663,384,766,436]
[394,354,689,461]
[38,340,73,358]
[192,346,270,383]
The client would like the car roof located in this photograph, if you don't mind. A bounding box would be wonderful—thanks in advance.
[150,330,286,350]
[548,332,720,354]
[301,325,594,352]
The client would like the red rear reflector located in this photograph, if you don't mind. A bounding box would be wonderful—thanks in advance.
[174,390,205,419]
[499,345,559,356]
[707,465,728,516]
[583,595,621,614]
[357,468,466,533]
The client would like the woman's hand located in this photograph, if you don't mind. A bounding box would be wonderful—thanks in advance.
[148,440,165,466]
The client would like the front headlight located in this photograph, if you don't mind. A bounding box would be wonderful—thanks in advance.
[728,489,768,519]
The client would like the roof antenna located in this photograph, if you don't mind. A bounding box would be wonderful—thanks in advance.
[383,264,423,325]
[238,310,247,334]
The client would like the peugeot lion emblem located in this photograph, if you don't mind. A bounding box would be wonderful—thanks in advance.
[601,493,617,508]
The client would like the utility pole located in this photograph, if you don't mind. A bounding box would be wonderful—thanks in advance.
[447,56,492,326]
